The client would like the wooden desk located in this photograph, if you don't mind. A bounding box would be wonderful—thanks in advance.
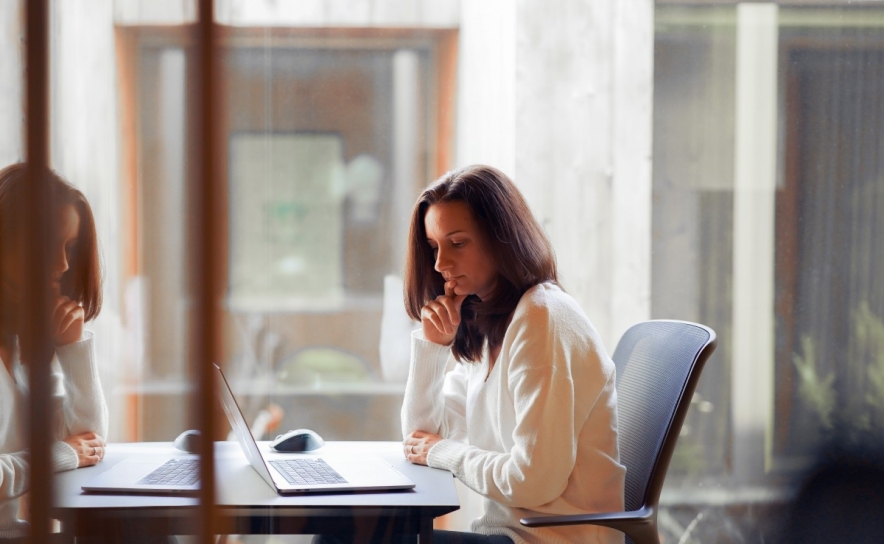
[53,441,459,543]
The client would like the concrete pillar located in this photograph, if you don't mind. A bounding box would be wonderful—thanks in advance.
[514,0,653,347]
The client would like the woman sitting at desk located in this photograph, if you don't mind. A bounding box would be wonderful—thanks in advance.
[400,165,626,544]
[0,163,108,540]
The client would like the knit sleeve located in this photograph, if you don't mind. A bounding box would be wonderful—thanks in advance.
[53,331,109,443]
[401,330,469,442]
[429,290,613,509]
[0,451,29,500]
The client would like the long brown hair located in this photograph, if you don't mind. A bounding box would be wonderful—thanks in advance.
[0,163,103,348]
[404,165,557,362]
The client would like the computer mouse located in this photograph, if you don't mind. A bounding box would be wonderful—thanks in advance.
[270,429,325,452]
[173,429,201,454]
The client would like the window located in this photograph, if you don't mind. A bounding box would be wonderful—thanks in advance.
[652,4,884,540]
[6,1,884,541]
[775,20,884,464]
[117,25,456,443]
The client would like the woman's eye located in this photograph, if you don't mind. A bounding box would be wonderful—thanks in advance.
[451,241,465,248]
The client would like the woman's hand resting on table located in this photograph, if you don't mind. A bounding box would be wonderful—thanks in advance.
[403,430,443,466]
[64,431,105,468]
[421,280,467,346]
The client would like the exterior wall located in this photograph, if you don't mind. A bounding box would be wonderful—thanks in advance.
[455,0,654,349]
[514,0,653,348]
[0,1,23,166]
[113,0,459,27]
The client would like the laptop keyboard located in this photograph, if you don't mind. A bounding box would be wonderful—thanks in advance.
[137,458,200,486]
[270,458,348,486]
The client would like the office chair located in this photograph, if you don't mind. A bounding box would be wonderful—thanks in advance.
[521,320,717,544]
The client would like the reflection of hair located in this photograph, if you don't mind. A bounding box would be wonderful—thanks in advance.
[404,164,557,362]
[0,163,103,346]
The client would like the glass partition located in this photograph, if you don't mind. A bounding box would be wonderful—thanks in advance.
[652,4,884,541]
[119,25,453,447]
[4,0,884,542]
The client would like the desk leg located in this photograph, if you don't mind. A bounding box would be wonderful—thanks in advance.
[418,517,433,544]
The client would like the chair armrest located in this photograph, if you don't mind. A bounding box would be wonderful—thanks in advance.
[521,506,658,544]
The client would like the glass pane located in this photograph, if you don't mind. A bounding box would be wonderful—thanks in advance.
[220,32,440,445]
[135,43,190,435]
[774,16,884,460]
[653,3,884,542]
[0,1,203,540]
[119,19,454,542]
[653,6,736,482]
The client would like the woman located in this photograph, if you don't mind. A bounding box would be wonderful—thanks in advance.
[400,165,625,544]
[0,163,108,540]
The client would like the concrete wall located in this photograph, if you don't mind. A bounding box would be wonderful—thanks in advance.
[0,1,23,166]
[456,0,654,348]
[112,0,459,27]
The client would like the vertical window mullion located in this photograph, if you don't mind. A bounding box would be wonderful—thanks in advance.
[192,0,223,541]
[24,0,54,542]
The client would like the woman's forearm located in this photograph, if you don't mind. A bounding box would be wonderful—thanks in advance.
[54,331,108,440]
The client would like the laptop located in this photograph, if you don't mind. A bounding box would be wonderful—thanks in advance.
[81,364,415,495]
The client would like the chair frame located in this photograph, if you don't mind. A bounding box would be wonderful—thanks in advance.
[520,320,717,544]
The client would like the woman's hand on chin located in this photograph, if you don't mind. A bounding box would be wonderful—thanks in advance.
[52,295,84,346]
[420,280,467,346]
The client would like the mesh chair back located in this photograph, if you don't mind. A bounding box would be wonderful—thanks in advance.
[612,321,715,512]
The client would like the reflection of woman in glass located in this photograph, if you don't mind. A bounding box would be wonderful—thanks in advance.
[0,163,108,540]
[400,165,626,544]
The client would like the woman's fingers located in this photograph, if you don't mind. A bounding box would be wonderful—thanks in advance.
[429,297,465,333]
[64,431,106,468]
[444,280,456,298]
[402,430,442,466]
[52,297,75,327]
[431,284,467,329]
[56,305,84,335]
[422,300,454,336]
[420,280,469,345]
[421,303,444,333]
[437,295,465,327]
[442,280,468,317]
[52,296,72,322]
[52,296,84,345]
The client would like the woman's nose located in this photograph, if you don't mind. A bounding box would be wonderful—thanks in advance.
[53,245,69,275]
[434,248,451,273]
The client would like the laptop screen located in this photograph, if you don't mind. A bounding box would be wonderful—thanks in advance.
[214,363,278,489]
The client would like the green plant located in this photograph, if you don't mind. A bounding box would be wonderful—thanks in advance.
[792,333,835,430]
[854,301,884,426]
[792,302,884,446]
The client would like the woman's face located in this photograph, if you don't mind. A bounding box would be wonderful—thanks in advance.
[1,204,80,299]
[424,201,497,300]
[52,205,81,295]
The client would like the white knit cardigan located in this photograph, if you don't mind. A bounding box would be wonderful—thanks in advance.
[0,331,108,538]
[402,283,626,544]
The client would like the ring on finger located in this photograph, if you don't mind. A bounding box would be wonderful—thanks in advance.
[91,446,96,456]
